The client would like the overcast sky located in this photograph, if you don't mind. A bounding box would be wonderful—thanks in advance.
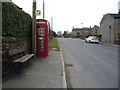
[12,0,120,33]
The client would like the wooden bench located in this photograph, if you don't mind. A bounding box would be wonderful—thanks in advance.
[9,48,34,63]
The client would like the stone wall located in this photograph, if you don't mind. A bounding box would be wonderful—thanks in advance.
[2,37,32,76]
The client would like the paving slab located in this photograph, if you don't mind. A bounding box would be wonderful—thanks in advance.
[2,50,64,88]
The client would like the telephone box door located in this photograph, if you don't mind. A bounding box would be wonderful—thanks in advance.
[36,19,49,57]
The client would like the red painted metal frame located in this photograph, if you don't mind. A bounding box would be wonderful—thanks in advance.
[36,19,49,57]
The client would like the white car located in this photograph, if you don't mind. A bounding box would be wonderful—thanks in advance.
[85,36,99,44]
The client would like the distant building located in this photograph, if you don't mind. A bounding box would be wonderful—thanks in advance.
[81,28,91,35]
[71,27,91,38]
[100,13,120,44]
[90,25,101,35]
[71,28,82,37]
[57,31,62,37]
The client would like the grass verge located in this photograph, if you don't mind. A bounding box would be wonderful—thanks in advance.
[49,37,60,51]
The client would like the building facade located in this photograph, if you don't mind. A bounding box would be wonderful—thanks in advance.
[71,27,91,38]
[100,13,120,44]
[90,25,101,35]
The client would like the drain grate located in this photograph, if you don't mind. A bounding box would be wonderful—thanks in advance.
[65,63,73,67]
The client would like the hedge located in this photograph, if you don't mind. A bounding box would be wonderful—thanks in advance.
[80,34,102,38]
[91,34,102,38]
[81,35,89,38]
[2,2,32,37]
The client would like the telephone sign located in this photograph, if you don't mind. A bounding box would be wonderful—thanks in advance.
[36,10,41,16]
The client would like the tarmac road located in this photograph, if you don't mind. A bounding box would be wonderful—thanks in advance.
[58,38,118,88]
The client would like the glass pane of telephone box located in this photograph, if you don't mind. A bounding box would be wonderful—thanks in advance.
[38,37,44,40]
[38,27,45,36]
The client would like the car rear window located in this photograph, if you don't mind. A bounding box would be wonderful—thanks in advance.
[89,36,97,39]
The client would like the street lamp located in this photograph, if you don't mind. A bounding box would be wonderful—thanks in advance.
[81,23,83,28]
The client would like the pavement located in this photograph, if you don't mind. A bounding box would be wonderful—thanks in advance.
[2,50,67,88]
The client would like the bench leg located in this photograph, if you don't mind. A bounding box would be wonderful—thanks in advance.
[16,63,22,72]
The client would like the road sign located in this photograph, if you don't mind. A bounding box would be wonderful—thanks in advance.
[36,10,41,16]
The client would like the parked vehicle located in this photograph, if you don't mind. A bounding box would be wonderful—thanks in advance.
[85,36,99,44]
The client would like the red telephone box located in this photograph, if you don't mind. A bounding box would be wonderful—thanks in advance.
[36,19,49,57]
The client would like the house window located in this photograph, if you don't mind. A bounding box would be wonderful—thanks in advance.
[95,30,97,33]
[109,26,111,28]
[77,32,80,35]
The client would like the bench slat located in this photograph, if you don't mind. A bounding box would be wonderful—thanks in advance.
[9,48,25,56]
[13,54,34,63]
[20,54,34,62]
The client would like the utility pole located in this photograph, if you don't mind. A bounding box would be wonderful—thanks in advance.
[0,1,2,90]
[43,0,45,18]
[51,17,53,31]
[50,17,53,38]
[32,0,36,55]
[0,1,2,37]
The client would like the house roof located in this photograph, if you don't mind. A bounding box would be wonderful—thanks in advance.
[100,13,120,24]
[108,13,120,18]
[72,28,91,32]
[108,14,118,17]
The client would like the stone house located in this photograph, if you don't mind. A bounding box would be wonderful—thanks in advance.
[71,27,91,38]
[90,25,101,35]
[70,28,81,37]
[100,13,120,44]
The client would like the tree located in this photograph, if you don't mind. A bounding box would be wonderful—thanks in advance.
[63,31,69,38]
[50,30,57,37]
